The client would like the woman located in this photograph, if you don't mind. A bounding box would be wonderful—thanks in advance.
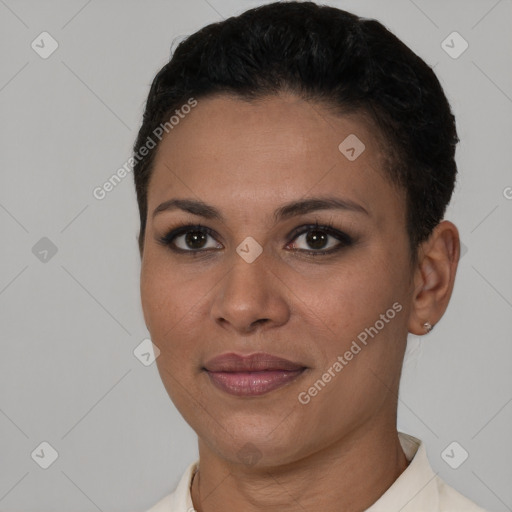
[133,2,489,511]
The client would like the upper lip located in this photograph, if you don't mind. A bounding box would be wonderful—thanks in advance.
[203,352,306,372]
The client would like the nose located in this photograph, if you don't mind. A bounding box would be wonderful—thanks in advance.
[210,249,290,334]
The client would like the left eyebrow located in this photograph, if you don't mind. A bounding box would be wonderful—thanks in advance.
[152,196,370,222]
[273,196,369,222]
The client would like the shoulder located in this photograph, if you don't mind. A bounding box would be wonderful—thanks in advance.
[370,433,492,512]
[436,475,490,512]
[143,461,199,512]
[144,493,174,512]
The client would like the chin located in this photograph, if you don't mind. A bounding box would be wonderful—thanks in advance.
[195,413,311,468]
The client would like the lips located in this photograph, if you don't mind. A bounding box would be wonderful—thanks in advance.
[203,352,307,396]
[204,352,305,372]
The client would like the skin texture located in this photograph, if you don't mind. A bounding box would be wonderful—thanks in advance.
[139,92,460,512]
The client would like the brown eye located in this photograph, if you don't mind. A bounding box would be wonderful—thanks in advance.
[304,229,329,250]
[158,225,223,252]
[184,230,209,250]
[287,224,353,255]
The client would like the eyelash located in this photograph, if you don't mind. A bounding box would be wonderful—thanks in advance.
[157,220,354,257]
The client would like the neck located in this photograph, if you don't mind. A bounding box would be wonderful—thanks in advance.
[190,424,409,512]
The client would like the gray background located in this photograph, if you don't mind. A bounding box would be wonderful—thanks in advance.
[0,0,511,511]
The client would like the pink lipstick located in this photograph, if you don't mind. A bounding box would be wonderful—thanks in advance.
[203,352,307,397]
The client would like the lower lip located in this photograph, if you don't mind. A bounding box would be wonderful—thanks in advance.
[205,369,306,396]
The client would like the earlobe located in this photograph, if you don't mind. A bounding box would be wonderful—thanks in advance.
[407,220,460,336]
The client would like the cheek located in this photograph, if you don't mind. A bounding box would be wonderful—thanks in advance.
[140,263,202,407]
[140,254,213,361]
[292,252,402,328]
[140,255,183,340]
[291,253,409,385]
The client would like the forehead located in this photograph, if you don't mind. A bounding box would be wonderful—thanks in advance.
[148,93,403,224]
[153,92,382,166]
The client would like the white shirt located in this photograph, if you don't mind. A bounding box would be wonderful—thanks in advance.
[145,432,489,512]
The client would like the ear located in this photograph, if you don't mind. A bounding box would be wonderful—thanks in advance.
[408,220,460,336]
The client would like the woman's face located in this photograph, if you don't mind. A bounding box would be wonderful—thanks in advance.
[140,93,415,466]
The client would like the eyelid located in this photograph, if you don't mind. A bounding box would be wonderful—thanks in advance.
[157,224,222,252]
[157,221,354,254]
[285,222,353,254]
[287,222,351,244]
